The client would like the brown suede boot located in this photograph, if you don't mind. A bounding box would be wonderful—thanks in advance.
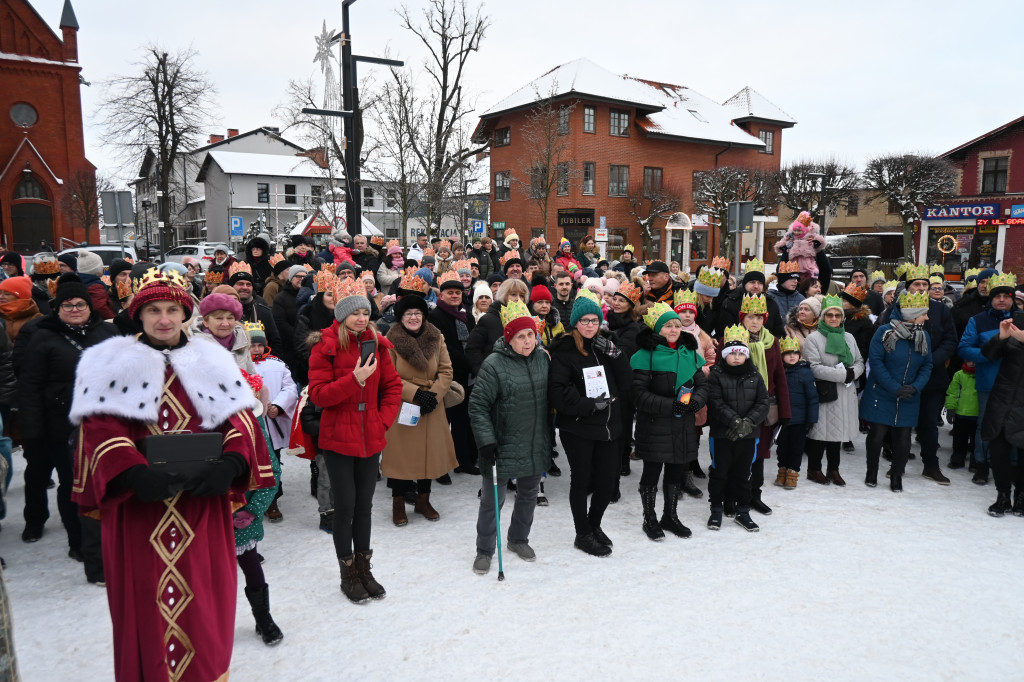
[784,469,799,489]
[338,555,370,604]
[392,496,408,527]
[414,493,440,521]
[827,469,847,487]
[807,470,830,485]
[355,549,386,600]
[774,468,788,487]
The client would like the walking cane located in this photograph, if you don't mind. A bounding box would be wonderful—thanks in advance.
[492,463,505,581]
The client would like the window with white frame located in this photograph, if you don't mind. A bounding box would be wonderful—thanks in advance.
[582,162,595,195]
[609,165,629,196]
[495,171,511,201]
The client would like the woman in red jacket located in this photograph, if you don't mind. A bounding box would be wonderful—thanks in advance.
[308,278,402,604]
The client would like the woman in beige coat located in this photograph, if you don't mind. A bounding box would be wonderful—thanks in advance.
[382,294,457,525]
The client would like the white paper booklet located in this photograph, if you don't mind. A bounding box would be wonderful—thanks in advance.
[582,366,610,398]
[398,402,421,426]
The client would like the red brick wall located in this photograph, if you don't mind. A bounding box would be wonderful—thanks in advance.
[950,122,1024,196]
[1003,227,1024,277]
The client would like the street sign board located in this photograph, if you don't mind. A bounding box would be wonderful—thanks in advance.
[492,221,506,232]
[727,201,754,234]
[100,191,134,227]
[595,228,608,241]
[472,219,484,234]
[230,216,244,237]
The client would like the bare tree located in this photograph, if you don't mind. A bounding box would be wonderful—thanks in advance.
[863,153,957,260]
[776,158,860,232]
[62,170,114,245]
[512,93,579,234]
[96,46,217,249]
[627,178,682,260]
[693,167,780,257]
[397,0,490,238]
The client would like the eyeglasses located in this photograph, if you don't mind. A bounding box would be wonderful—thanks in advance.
[403,311,424,319]
[577,318,601,326]
[929,286,944,292]
[60,302,88,311]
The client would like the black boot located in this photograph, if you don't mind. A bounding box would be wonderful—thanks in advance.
[690,460,707,479]
[865,469,878,488]
[574,532,612,557]
[989,491,1012,517]
[724,501,736,517]
[244,584,284,645]
[948,452,966,470]
[659,485,692,538]
[639,486,665,541]
[339,555,370,604]
[310,460,319,498]
[355,549,386,600]
[890,475,903,493]
[734,511,760,532]
[1014,490,1024,517]
[973,462,989,485]
[680,471,703,499]
[749,493,773,516]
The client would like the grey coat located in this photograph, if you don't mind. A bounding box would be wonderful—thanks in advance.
[803,329,864,443]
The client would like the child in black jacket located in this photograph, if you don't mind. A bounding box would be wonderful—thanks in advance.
[706,326,770,531]
[775,337,819,489]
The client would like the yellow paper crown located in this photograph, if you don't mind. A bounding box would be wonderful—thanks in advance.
[228,261,252,277]
[904,264,930,282]
[622,244,635,254]
[437,271,461,287]
[744,258,764,274]
[780,336,801,353]
[500,299,532,327]
[673,288,698,308]
[869,270,886,283]
[314,269,338,293]
[268,253,285,266]
[642,301,676,330]
[821,293,843,311]
[930,264,945,275]
[722,324,750,346]
[711,256,731,270]
[778,261,801,274]
[740,293,768,315]
[398,268,428,293]
[575,288,603,306]
[929,276,944,285]
[899,290,930,309]
[895,262,910,277]
[964,267,981,279]
[883,280,899,294]
[244,321,265,335]
[697,266,727,289]
[988,272,1017,291]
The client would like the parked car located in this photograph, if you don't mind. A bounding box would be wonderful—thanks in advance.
[58,244,138,273]
[162,243,235,265]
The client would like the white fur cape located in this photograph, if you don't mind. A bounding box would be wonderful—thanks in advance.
[69,335,260,429]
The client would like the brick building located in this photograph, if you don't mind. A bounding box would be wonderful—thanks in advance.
[918,115,1024,277]
[473,58,795,268]
[0,0,94,252]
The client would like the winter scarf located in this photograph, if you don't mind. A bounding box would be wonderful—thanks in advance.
[680,320,701,341]
[816,319,854,366]
[630,335,704,392]
[746,329,773,390]
[882,320,929,356]
[0,298,36,320]
[436,299,467,324]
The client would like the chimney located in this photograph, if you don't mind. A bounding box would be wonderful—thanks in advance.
[59,0,79,63]
[227,128,239,138]
[209,134,225,144]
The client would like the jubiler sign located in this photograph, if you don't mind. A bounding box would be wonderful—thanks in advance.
[557,209,595,227]
[923,203,1000,220]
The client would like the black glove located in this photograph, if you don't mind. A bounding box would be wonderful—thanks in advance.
[896,385,917,399]
[945,409,955,425]
[739,418,756,439]
[776,417,790,428]
[593,334,621,358]
[414,388,438,414]
[189,454,247,497]
[593,394,615,412]
[479,443,499,465]
[725,417,744,441]
[844,368,855,384]
[121,465,183,502]
[672,400,687,416]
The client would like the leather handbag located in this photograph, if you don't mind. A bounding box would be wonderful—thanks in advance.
[443,381,466,409]
[764,396,779,426]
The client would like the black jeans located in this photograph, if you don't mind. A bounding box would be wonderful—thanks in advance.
[776,423,807,471]
[951,416,976,457]
[446,392,477,470]
[989,431,1024,495]
[708,437,755,511]
[387,478,431,495]
[322,451,380,558]
[23,436,79,549]
[866,424,911,476]
[805,439,841,473]
[639,461,686,490]
[916,388,945,467]
[561,434,619,536]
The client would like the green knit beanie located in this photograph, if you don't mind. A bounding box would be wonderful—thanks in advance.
[569,294,604,328]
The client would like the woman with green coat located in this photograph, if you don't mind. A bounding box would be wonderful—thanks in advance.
[468,300,551,575]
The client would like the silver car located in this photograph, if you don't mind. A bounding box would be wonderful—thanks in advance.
[162,243,235,266]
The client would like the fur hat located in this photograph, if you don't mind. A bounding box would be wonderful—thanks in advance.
[394,293,429,322]
[77,250,104,276]
[51,273,92,311]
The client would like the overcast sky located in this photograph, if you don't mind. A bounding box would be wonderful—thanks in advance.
[32,0,1024,186]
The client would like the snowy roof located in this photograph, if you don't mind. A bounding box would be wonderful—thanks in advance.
[722,87,796,126]
[634,80,767,147]
[197,151,325,182]
[481,58,666,117]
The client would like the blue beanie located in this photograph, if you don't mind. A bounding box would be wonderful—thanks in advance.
[415,267,434,286]
[978,268,998,285]
[569,295,604,328]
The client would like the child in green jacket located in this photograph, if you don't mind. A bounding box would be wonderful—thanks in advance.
[945,361,978,469]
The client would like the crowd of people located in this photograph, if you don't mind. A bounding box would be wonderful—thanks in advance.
[0,213,1022,679]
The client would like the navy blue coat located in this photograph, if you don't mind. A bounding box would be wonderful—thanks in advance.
[859,324,932,427]
[783,360,819,425]
[879,298,956,392]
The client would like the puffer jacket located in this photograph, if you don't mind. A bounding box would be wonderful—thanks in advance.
[768,286,805,321]
[468,338,551,479]
[465,300,504,375]
[880,297,956,392]
[784,360,819,425]
[981,334,1024,447]
[716,286,785,340]
[629,327,708,463]
[706,359,770,440]
[944,368,978,417]
[606,310,643,357]
[0,322,15,406]
[548,332,633,442]
[307,321,403,457]
[859,324,932,427]
[958,306,1010,392]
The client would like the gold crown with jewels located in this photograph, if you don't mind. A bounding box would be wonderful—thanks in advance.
[898,290,930,309]
[499,299,531,327]
[722,324,750,346]
[642,301,675,330]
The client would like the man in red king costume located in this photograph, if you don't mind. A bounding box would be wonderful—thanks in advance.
[70,267,276,682]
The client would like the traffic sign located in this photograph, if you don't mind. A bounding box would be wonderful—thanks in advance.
[472,219,484,234]
[230,216,243,237]
[492,221,506,232]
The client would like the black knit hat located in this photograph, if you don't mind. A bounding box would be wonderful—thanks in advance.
[109,258,133,281]
[52,273,91,310]
[228,270,255,286]
[0,253,23,276]
[272,260,291,276]
[742,270,766,286]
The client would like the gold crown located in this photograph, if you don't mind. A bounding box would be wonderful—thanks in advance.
[398,268,428,293]
[822,294,843,311]
[899,290,930,309]
[780,336,801,353]
[32,254,59,275]
[895,262,910,277]
[904,264,930,282]
[335,277,364,300]
[778,261,801,274]
[929,275,944,285]
[843,283,867,301]
[870,270,886,283]
[988,272,1017,291]
[438,239,452,251]
[673,288,698,308]
[622,244,635,254]
[678,271,690,283]
[314,269,338,293]
[697,267,727,288]
[499,251,521,266]
[964,267,981,279]
[437,271,461,286]
[576,288,603,306]
[244,321,265,335]
[740,293,768,315]
[883,280,899,293]
[269,253,285,266]
[642,301,675,330]
[722,324,750,346]
[930,264,945,275]
[451,259,473,272]
[422,248,435,258]
[500,299,531,327]
[711,256,731,270]
[744,258,764,274]
[616,282,643,305]
[137,266,189,294]
[204,270,224,285]
[228,262,252,278]
[370,236,385,246]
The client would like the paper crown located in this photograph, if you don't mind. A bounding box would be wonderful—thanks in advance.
[988,272,1017,291]
[622,244,635,254]
[964,267,981,280]
[228,262,252,278]
[697,267,727,289]
[500,299,532,327]
[438,239,451,251]
[268,253,285,266]
[722,324,750,346]
[451,259,473,272]
[302,263,314,272]
[314,269,338,293]
[843,283,867,301]
[796,211,813,227]
[740,293,768,315]
[778,261,801,274]
[504,229,519,240]
[46,279,58,298]
[576,288,603,306]
[642,301,675,330]
[904,264,930,282]
[204,270,224,285]
[499,251,522,266]
[964,280,976,290]
[398,268,428,293]
[678,270,691,283]
[895,262,909,277]
[532,237,547,247]
[386,238,401,250]
[32,254,60,275]
[116,280,132,300]
[673,288,698,310]
[370,236,386,246]
[821,294,843,311]
[437,270,461,287]
[869,270,886,283]
[930,264,944,275]
[101,274,111,286]
[898,290,930,309]
[744,258,765,274]
[780,336,801,353]
[711,256,731,270]
[421,248,436,258]
[609,282,638,306]
[468,257,479,265]
[883,280,899,294]
[334,277,364,300]
[929,275,944,285]
[532,316,546,335]
[244,321,265,335]
[137,266,189,294]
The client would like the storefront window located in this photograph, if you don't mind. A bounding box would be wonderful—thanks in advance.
[926,225,997,272]
[670,229,708,266]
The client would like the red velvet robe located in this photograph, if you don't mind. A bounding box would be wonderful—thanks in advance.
[73,366,274,682]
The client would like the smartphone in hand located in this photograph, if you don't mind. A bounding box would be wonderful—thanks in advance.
[360,339,376,365]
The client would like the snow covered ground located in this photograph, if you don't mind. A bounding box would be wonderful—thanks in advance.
[6,427,1024,681]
